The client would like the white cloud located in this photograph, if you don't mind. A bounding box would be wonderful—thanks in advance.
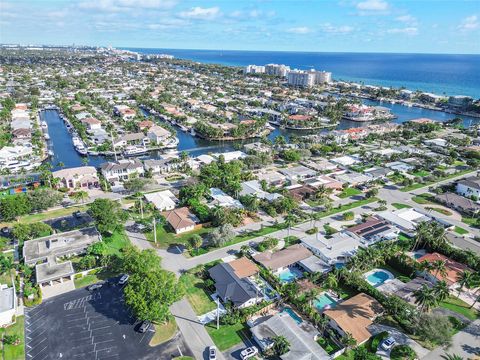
[179,6,220,20]
[356,0,388,11]
[387,27,418,36]
[79,0,177,12]
[458,15,479,32]
[395,15,417,25]
[321,23,354,34]
[286,26,311,34]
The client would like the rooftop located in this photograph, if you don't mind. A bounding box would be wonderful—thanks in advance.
[36,261,75,284]
[254,244,312,271]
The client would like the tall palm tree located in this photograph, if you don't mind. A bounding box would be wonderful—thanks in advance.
[441,354,464,360]
[456,270,474,299]
[323,273,339,296]
[284,214,296,238]
[340,332,357,351]
[433,280,450,302]
[431,260,447,280]
[414,284,438,312]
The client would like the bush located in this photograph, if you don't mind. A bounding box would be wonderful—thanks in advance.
[306,227,318,235]
[343,211,354,221]
[390,344,416,360]
[3,334,20,345]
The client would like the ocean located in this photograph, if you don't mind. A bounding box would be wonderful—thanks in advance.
[124,48,480,99]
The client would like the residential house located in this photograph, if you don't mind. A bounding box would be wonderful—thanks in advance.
[208,258,261,308]
[435,192,480,216]
[256,171,287,187]
[100,159,144,182]
[417,252,472,287]
[377,277,433,305]
[330,155,361,167]
[52,166,99,189]
[363,167,393,181]
[333,172,371,187]
[385,161,415,173]
[324,293,384,345]
[287,184,317,202]
[377,208,432,237]
[301,159,338,172]
[81,117,102,131]
[144,190,178,211]
[305,175,343,191]
[456,176,480,199]
[114,105,136,120]
[147,125,171,145]
[143,158,179,175]
[0,282,16,326]
[280,165,317,183]
[250,312,329,360]
[161,207,198,234]
[239,180,282,202]
[301,232,361,266]
[253,244,312,274]
[113,133,148,148]
[345,216,399,245]
[209,188,243,209]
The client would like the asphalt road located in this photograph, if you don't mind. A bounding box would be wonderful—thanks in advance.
[24,283,191,360]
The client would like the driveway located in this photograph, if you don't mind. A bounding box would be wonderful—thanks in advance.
[368,323,430,359]
[422,319,480,359]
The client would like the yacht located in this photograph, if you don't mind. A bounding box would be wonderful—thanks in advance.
[41,121,48,129]
[44,133,50,140]
[72,136,88,156]
[123,145,148,156]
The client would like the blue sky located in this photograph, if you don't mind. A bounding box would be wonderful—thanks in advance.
[1,0,479,54]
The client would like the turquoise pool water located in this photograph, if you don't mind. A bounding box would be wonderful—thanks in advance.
[282,307,303,324]
[413,253,424,259]
[278,268,302,283]
[366,270,391,287]
[313,293,338,311]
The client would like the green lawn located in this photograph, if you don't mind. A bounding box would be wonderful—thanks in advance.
[317,197,378,218]
[338,187,362,199]
[317,337,342,354]
[392,203,412,209]
[0,205,88,227]
[222,222,288,248]
[461,217,478,226]
[0,316,25,360]
[145,225,211,249]
[206,322,248,351]
[426,207,452,216]
[411,170,430,177]
[454,226,469,235]
[74,268,118,289]
[401,169,474,192]
[412,193,434,205]
[103,231,130,256]
[439,296,479,320]
[179,273,216,315]
[150,319,177,346]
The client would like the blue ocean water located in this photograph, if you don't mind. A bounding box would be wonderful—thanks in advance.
[125,48,480,98]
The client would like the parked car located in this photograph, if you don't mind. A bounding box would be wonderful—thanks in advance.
[240,346,258,360]
[381,336,396,351]
[208,345,217,360]
[138,321,151,333]
[87,283,103,291]
[118,274,129,285]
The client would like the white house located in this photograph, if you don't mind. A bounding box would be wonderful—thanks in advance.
[100,159,144,182]
[456,176,480,199]
[144,190,178,211]
[239,180,282,202]
[0,283,16,327]
[301,232,361,266]
[147,125,171,145]
[209,188,243,209]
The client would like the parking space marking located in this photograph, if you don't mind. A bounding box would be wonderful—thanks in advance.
[64,293,101,310]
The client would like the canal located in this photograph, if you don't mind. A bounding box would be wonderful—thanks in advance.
[42,100,480,170]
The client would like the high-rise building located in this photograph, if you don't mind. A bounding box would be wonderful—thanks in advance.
[287,70,315,87]
[309,70,332,84]
[265,64,290,77]
[244,65,265,74]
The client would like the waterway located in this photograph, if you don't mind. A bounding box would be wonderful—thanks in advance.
[42,98,480,170]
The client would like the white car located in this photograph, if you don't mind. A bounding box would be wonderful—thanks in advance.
[118,274,129,285]
[87,283,103,291]
[381,336,396,351]
[208,345,217,360]
[240,346,258,360]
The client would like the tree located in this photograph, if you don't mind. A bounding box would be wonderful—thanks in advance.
[414,285,438,312]
[27,188,63,212]
[343,211,354,221]
[272,335,290,356]
[340,332,357,351]
[284,214,296,238]
[0,195,31,221]
[414,313,453,346]
[323,273,339,296]
[88,198,126,234]
[87,242,107,257]
[123,177,151,193]
[353,347,382,360]
[431,260,447,280]
[365,188,378,198]
[456,270,473,299]
[124,269,184,322]
[441,355,464,360]
[70,190,89,204]
[188,234,203,255]
[433,281,450,302]
[121,247,162,275]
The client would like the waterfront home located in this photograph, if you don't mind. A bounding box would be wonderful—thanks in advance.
[138,120,154,130]
[0,145,33,165]
[11,118,31,130]
[435,192,480,216]
[301,232,361,266]
[12,128,32,143]
[143,158,179,175]
[52,166,99,189]
[161,207,199,234]
[0,282,16,326]
[456,176,480,199]
[209,188,243,209]
[208,257,261,308]
[211,151,247,163]
[243,142,271,154]
[100,159,144,182]
[239,180,282,202]
[253,244,312,274]
[324,293,384,345]
[345,216,399,245]
[417,252,472,287]
[144,190,178,212]
[250,312,329,360]
[80,117,102,131]
[113,133,148,148]
[147,125,171,145]
[256,171,287,187]
[280,165,317,182]
[113,104,136,120]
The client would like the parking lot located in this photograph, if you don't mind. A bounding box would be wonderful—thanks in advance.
[24,282,192,360]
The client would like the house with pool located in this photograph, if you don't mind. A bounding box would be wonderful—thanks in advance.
[300,231,361,269]
[253,244,314,282]
[417,252,473,289]
[324,293,384,345]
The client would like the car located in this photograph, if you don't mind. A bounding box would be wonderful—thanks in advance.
[240,346,258,360]
[118,274,129,285]
[87,283,103,291]
[138,321,151,333]
[208,345,217,360]
[381,336,396,351]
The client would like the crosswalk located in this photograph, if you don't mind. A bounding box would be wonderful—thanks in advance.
[63,293,101,310]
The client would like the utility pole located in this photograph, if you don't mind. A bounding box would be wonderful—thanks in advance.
[110,130,118,162]
[216,297,220,330]
[153,218,157,244]
[140,198,144,219]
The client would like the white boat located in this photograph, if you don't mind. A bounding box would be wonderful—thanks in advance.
[41,121,48,128]
[190,128,196,136]
[44,133,50,140]
[123,145,148,156]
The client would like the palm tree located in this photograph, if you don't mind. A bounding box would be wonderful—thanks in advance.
[433,280,450,302]
[414,284,438,312]
[431,260,447,280]
[412,221,431,251]
[272,335,290,356]
[456,270,474,299]
[340,332,357,351]
[441,354,464,360]
[323,273,339,296]
[284,214,296,238]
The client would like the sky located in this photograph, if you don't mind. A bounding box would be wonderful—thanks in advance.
[0,0,479,54]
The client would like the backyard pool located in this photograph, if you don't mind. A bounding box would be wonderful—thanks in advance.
[411,250,426,260]
[282,307,303,324]
[278,267,303,283]
[313,292,338,311]
[364,269,395,287]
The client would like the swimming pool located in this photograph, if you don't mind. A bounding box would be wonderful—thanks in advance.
[364,269,394,287]
[282,307,303,324]
[278,267,303,283]
[313,293,338,311]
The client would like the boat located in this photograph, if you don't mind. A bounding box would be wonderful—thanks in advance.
[72,136,88,155]
[123,145,148,156]
[190,128,196,136]
[44,133,50,140]
[41,121,48,129]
